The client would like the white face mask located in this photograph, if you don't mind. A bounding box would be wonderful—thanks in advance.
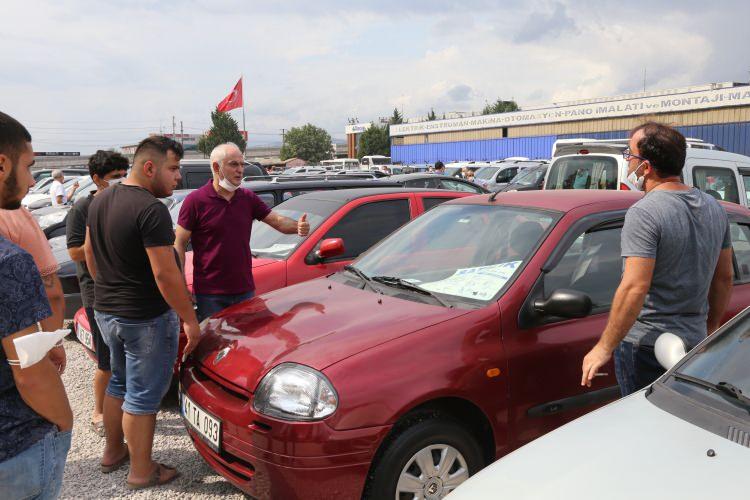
[106,176,124,188]
[626,161,647,191]
[217,164,241,192]
[9,330,68,369]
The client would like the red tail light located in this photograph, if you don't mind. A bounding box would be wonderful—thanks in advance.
[619,183,630,191]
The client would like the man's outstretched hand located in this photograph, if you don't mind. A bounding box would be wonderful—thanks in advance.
[581,344,612,387]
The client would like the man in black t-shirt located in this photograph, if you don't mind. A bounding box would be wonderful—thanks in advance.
[66,150,127,437]
[85,136,200,490]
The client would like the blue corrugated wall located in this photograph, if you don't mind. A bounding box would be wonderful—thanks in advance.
[392,121,750,163]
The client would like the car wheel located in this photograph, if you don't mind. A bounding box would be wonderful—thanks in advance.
[364,414,483,500]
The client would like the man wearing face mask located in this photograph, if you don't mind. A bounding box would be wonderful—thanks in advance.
[581,122,734,396]
[66,150,128,437]
[175,142,310,321]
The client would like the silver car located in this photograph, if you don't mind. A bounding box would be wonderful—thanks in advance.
[450,308,750,499]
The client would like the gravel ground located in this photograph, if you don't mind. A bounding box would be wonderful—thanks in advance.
[59,335,245,499]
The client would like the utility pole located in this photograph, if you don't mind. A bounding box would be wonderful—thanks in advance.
[643,68,647,92]
[172,116,176,139]
[281,128,286,146]
[180,121,184,147]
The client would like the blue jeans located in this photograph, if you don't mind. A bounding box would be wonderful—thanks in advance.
[614,341,666,396]
[196,291,255,321]
[0,428,71,500]
[95,309,179,415]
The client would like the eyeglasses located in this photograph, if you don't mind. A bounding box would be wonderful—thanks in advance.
[622,148,647,162]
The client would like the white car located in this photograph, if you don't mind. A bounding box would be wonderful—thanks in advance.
[450,309,750,499]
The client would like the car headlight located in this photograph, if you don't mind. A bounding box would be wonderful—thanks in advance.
[253,363,338,421]
[38,211,67,229]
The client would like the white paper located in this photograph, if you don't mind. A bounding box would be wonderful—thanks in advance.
[253,243,296,254]
[12,329,68,368]
[420,261,522,300]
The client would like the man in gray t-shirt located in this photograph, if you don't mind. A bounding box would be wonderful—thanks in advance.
[582,122,734,396]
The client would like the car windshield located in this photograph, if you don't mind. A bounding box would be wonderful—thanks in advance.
[546,156,618,190]
[250,197,339,259]
[372,157,391,165]
[511,166,546,186]
[355,204,557,307]
[445,167,461,176]
[473,167,500,181]
[673,314,750,399]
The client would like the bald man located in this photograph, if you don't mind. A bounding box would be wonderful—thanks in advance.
[174,142,310,321]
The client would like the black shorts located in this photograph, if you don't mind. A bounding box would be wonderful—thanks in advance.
[85,307,111,371]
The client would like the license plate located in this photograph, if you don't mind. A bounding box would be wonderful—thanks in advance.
[76,323,95,351]
[181,392,221,452]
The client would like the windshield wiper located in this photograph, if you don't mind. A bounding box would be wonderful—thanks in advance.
[343,265,381,293]
[672,373,750,410]
[370,275,453,308]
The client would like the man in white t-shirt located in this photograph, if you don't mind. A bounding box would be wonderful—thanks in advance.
[49,170,78,207]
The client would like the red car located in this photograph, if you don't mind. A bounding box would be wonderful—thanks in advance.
[73,188,472,364]
[180,190,750,499]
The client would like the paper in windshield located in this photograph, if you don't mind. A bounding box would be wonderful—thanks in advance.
[253,243,296,254]
[419,261,521,300]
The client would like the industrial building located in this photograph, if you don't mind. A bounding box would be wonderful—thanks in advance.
[350,82,750,164]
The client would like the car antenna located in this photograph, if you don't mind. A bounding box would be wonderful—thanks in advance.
[488,188,503,202]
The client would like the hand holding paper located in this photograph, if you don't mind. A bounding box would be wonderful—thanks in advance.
[11,329,68,369]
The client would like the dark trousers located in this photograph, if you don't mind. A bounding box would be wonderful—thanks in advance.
[613,341,666,396]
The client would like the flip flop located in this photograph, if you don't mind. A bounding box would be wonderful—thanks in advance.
[126,463,180,490]
[90,420,106,437]
[100,449,130,474]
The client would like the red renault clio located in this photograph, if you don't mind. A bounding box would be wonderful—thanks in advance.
[181,190,750,499]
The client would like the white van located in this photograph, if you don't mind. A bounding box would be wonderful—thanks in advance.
[321,158,360,170]
[544,139,750,207]
[360,155,393,170]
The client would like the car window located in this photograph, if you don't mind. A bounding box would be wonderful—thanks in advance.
[544,226,623,308]
[730,223,750,282]
[282,188,327,201]
[495,167,518,184]
[184,171,213,189]
[404,177,440,189]
[693,166,740,204]
[546,156,618,190]
[257,192,276,208]
[422,197,456,212]
[439,179,483,193]
[743,175,750,203]
[321,199,411,260]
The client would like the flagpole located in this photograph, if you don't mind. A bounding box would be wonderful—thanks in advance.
[241,74,246,157]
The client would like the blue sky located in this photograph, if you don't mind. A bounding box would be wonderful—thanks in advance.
[2,0,748,153]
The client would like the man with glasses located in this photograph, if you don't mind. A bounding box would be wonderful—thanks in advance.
[581,122,734,395]
[174,142,310,321]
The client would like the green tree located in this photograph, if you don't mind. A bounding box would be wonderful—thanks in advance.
[481,99,520,115]
[197,109,247,155]
[358,125,390,159]
[280,123,334,163]
[427,108,437,121]
[390,107,403,125]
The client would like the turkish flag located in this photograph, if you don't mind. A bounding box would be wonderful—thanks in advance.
[216,78,243,112]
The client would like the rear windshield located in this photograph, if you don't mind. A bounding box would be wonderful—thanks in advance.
[474,167,500,181]
[545,156,618,190]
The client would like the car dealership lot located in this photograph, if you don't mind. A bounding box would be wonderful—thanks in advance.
[59,336,243,500]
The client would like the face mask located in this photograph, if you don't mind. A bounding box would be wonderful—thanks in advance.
[626,161,647,191]
[106,177,124,188]
[217,165,240,192]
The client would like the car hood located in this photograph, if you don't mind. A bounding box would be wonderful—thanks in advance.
[183,251,279,291]
[192,277,470,392]
[450,390,749,499]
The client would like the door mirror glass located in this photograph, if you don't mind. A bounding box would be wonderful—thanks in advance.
[316,238,345,261]
[533,289,592,318]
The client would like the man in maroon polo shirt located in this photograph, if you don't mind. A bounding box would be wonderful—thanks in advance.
[175,143,310,321]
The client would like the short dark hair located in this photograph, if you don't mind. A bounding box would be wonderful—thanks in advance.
[630,121,686,177]
[133,135,184,165]
[0,111,32,165]
[435,161,445,170]
[88,150,129,179]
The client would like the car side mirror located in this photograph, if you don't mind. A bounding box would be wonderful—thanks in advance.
[654,332,687,370]
[533,289,592,319]
[315,238,344,262]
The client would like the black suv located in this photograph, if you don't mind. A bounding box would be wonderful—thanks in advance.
[177,159,268,189]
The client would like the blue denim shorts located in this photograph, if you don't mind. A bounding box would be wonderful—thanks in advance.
[95,309,179,415]
[614,341,666,397]
[0,428,71,500]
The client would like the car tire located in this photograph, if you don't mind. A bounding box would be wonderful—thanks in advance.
[364,413,484,500]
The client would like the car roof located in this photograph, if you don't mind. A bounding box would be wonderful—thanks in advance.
[242,179,401,190]
[285,187,463,204]
[448,189,645,213]
[388,173,470,181]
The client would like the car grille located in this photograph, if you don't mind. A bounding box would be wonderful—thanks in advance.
[195,365,251,403]
[727,426,750,448]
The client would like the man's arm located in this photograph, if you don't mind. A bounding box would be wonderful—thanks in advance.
[66,182,78,201]
[581,256,655,387]
[706,248,734,334]
[262,211,310,236]
[2,325,73,431]
[83,226,96,279]
[68,246,85,262]
[145,246,201,356]
[39,273,66,373]
[174,225,192,271]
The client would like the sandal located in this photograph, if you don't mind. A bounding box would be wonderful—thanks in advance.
[90,420,106,437]
[126,463,180,490]
[100,449,129,474]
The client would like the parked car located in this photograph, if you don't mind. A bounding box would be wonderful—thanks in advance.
[179,190,750,499]
[450,306,750,499]
[31,168,88,182]
[474,160,548,191]
[499,164,549,192]
[177,159,269,190]
[545,139,750,206]
[281,167,326,175]
[22,175,87,209]
[385,173,488,193]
